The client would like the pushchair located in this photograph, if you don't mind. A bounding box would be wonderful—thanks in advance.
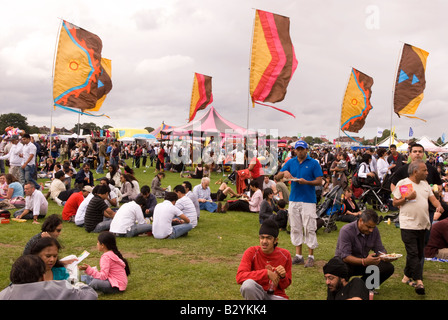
[317,185,345,233]
[223,170,237,185]
[355,173,391,213]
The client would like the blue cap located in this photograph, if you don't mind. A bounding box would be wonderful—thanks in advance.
[294,140,308,149]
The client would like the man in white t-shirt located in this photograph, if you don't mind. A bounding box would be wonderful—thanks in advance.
[14,182,48,224]
[173,185,198,228]
[183,180,200,219]
[262,175,277,193]
[109,195,152,237]
[19,134,41,190]
[75,191,95,226]
[152,192,192,239]
[392,159,444,295]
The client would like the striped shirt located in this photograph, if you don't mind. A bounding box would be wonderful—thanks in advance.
[84,195,109,232]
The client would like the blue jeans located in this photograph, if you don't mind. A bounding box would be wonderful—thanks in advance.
[168,223,193,239]
[96,156,105,174]
[21,165,40,190]
[92,219,112,233]
[199,201,218,213]
[82,276,121,294]
[117,224,152,237]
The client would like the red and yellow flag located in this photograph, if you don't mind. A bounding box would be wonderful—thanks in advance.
[249,9,298,117]
[189,73,213,122]
[393,43,429,122]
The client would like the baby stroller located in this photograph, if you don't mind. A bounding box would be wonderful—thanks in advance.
[317,185,345,233]
[355,173,390,213]
[223,170,237,185]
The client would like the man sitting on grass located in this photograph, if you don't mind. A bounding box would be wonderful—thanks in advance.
[192,177,218,213]
[236,219,292,300]
[14,181,48,224]
[152,192,192,239]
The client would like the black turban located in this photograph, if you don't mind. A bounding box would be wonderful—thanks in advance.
[323,256,349,280]
[259,219,279,238]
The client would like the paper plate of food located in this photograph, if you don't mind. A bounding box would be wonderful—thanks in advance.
[379,253,402,261]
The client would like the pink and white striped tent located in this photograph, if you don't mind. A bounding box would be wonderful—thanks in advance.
[161,106,257,137]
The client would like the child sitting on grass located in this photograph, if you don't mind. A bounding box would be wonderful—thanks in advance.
[271,199,288,230]
[79,231,130,294]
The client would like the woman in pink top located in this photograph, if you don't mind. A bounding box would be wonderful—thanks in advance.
[219,180,263,213]
[79,231,130,294]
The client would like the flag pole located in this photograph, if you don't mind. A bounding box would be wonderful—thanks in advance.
[49,18,63,160]
[244,9,257,163]
[390,41,404,146]
[246,9,257,134]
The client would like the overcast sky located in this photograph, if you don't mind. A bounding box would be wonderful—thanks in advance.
[1,0,447,141]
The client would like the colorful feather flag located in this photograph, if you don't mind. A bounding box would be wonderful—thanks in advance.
[249,9,298,118]
[340,68,374,133]
[53,20,110,117]
[189,73,213,122]
[393,43,429,122]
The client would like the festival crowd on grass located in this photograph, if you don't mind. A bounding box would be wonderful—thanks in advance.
[1,129,448,300]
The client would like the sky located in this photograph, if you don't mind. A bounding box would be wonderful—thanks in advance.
[1,0,447,142]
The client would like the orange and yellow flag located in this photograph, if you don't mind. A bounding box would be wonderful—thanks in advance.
[340,68,374,133]
[53,20,111,117]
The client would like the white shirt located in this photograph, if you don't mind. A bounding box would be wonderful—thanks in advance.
[21,142,37,166]
[105,184,119,207]
[263,179,276,191]
[49,179,66,200]
[392,177,433,230]
[175,196,198,228]
[186,191,200,217]
[377,157,390,182]
[109,201,146,234]
[75,193,94,226]
[25,189,48,217]
[0,142,23,166]
[357,162,371,179]
[152,200,184,239]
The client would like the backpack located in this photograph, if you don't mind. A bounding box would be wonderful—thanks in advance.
[351,163,366,188]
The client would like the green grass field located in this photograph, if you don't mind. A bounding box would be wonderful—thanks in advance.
[1,161,447,300]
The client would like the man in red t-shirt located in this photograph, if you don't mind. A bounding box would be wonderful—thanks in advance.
[236,219,292,300]
[61,186,93,222]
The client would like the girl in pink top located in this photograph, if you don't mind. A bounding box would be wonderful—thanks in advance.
[79,231,130,294]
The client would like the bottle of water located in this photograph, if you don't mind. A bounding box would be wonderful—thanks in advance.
[267,280,275,295]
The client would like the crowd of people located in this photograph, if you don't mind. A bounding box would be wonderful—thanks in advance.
[1,129,448,300]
